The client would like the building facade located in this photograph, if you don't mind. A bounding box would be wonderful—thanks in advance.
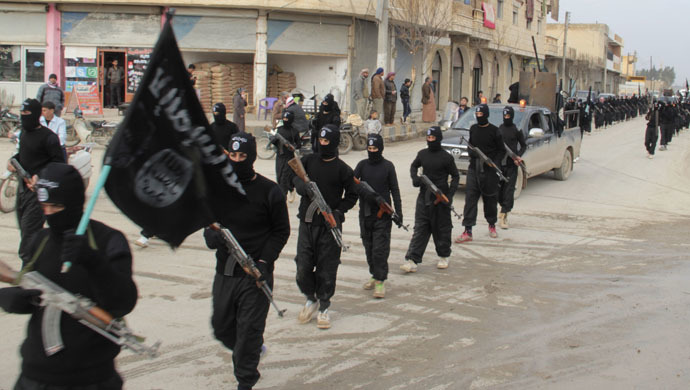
[0,0,558,114]
[544,22,624,95]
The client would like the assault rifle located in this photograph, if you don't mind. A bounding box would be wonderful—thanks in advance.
[271,132,297,154]
[353,178,408,231]
[0,260,160,357]
[419,174,462,220]
[460,137,509,182]
[287,157,347,251]
[10,158,32,184]
[503,143,529,177]
[209,224,287,317]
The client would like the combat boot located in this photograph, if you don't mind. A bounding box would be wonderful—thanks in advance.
[499,212,509,229]
[373,281,385,298]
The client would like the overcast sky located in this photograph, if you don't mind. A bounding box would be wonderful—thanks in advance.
[550,0,688,86]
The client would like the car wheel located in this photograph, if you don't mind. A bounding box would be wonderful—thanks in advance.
[256,137,276,160]
[553,149,572,181]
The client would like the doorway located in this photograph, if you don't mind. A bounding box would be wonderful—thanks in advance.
[473,53,483,105]
[98,50,126,108]
[431,51,442,110]
[452,48,464,103]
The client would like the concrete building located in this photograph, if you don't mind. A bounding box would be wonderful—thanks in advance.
[545,23,624,95]
[0,0,557,115]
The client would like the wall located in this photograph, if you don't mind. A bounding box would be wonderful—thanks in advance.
[392,38,424,111]
[268,53,347,103]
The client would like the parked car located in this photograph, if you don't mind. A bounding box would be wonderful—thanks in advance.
[441,103,583,198]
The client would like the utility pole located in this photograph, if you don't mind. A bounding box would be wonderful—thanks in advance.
[561,11,569,91]
[376,0,389,71]
[603,33,608,93]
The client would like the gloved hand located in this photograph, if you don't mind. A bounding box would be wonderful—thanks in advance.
[255,260,268,282]
[333,210,345,224]
[292,177,308,196]
[203,227,224,249]
[62,231,100,270]
[412,176,421,187]
[0,287,41,314]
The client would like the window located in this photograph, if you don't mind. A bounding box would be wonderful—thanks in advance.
[497,0,504,19]
[537,19,542,35]
[0,45,21,82]
[527,19,532,30]
[25,50,45,82]
[512,10,518,25]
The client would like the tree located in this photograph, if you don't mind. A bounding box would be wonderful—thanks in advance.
[637,66,676,86]
[389,0,454,81]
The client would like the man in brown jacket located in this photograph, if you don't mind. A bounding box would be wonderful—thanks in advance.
[272,91,289,128]
[371,67,385,124]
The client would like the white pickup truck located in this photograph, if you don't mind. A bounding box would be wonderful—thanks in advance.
[441,103,582,197]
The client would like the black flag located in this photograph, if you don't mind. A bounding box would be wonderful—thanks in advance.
[104,13,245,247]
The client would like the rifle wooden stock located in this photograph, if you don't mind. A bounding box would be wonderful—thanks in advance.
[288,157,308,183]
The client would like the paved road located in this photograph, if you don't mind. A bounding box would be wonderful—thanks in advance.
[1,117,689,389]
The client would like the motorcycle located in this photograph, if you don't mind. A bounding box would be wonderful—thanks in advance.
[0,107,20,138]
[0,143,94,213]
[257,122,314,160]
[70,108,119,146]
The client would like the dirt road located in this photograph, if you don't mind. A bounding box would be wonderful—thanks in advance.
[1,117,689,389]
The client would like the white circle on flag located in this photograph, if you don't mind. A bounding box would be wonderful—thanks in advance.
[321,130,327,137]
[37,188,49,202]
[369,139,374,145]
[232,141,240,151]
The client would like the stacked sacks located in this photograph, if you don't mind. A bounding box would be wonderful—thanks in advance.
[192,63,213,111]
[211,63,235,113]
[267,72,297,98]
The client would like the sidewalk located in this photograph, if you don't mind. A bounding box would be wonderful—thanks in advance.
[96,108,439,143]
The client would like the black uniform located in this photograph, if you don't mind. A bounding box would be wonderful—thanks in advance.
[461,105,505,229]
[13,99,65,264]
[203,133,290,390]
[660,103,674,147]
[293,125,357,312]
[645,107,659,156]
[0,163,137,389]
[271,112,301,195]
[498,107,526,214]
[211,102,239,149]
[354,134,402,282]
[311,94,341,153]
[405,127,459,263]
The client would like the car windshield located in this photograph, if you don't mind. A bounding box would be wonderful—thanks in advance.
[450,106,526,130]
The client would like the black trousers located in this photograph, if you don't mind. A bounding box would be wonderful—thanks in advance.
[212,272,271,389]
[660,124,672,146]
[16,185,45,265]
[401,98,411,120]
[359,214,392,281]
[295,222,342,311]
[498,164,518,213]
[645,126,658,155]
[462,166,499,227]
[14,373,123,390]
[108,83,122,107]
[275,156,294,195]
[405,193,452,263]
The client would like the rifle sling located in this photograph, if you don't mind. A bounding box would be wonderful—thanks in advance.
[18,224,97,281]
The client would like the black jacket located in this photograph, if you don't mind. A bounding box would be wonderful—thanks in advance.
[354,158,402,218]
[17,221,137,386]
[14,125,64,175]
[211,119,239,150]
[410,148,459,200]
[468,123,505,170]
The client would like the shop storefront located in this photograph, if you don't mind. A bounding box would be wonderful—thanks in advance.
[0,3,47,105]
[59,4,159,107]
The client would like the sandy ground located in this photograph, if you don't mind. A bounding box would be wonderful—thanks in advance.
[0,117,689,389]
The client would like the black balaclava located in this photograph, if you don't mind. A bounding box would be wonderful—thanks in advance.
[36,163,85,234]
[213,103,227,125]
[475,104,490,126]
[228,132,257,183]
[21,98,42,131]
[367,134,384,163]
[321,93,334,113]
[282,111,294,126]
[318,124,340,159]
[503,106,515,126]
[426,126,443,152]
